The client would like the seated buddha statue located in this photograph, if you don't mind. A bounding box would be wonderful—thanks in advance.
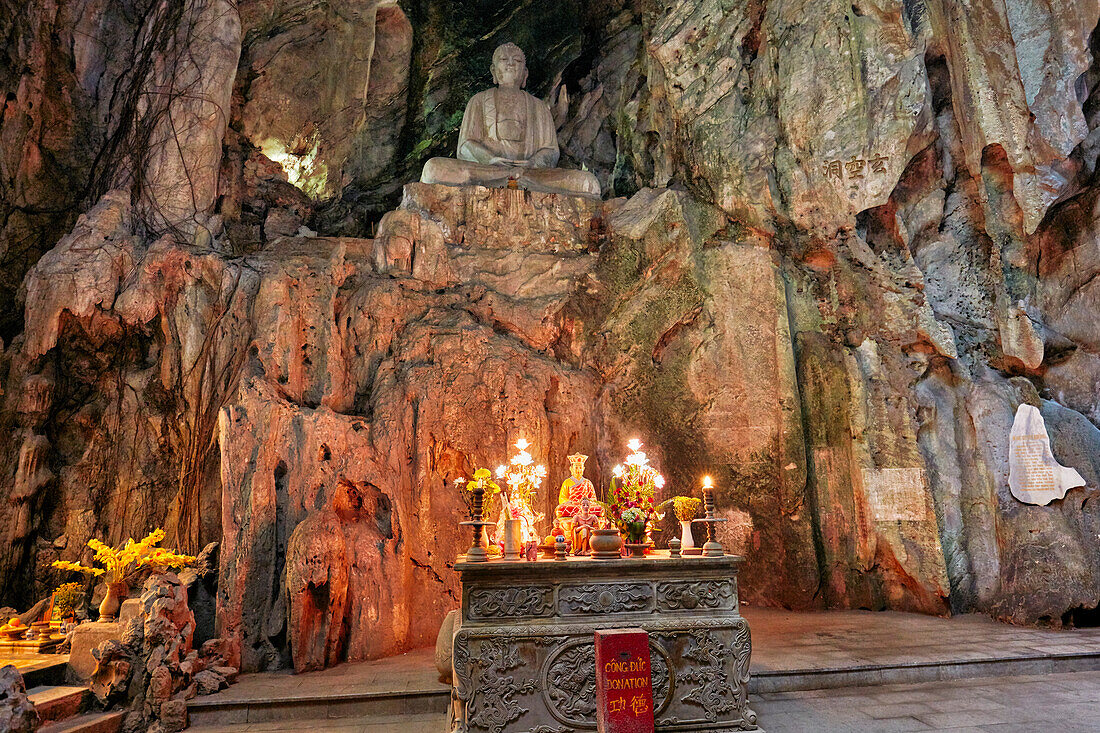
[556,453,603,520]
[420,42,601,198]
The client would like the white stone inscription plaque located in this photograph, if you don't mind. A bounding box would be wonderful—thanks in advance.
[862,467,927,522]
[1008,404,1085,506]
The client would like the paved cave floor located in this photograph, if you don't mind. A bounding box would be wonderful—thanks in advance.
[187,606,1100,732]
[187,670,1100,732]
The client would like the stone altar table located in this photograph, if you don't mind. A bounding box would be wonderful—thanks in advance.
[450,553,760,732]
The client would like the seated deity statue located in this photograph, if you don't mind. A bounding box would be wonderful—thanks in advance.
[556,453,603,519]
[420,42,601,198]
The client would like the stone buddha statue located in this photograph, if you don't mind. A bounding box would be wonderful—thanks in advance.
[420,43,601,198]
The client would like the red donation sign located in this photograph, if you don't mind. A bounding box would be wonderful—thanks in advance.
[595,628,655,733]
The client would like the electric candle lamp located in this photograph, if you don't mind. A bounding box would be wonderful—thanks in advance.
[606,439,666,553]
[497,437,546,543]
[698,474,726,557]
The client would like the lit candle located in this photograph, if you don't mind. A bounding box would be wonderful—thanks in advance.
[702,475,713,490]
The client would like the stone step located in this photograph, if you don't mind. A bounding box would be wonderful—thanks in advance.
[187,687,450,727]
[26,684,89,723]
[12,655,69,688]
[36,711,124,733]
[188,711,447,732]
[749,648,1100,693]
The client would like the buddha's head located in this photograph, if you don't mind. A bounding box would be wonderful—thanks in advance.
[568,453,588,479]
[491,42,528,89]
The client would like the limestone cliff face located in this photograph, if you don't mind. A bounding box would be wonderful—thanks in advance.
[4,0,1100,670]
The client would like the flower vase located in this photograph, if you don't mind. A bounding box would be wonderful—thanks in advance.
[502,519,522,560]
[680,520,696,550]
[621,522,648,558]
[99,581,128,622]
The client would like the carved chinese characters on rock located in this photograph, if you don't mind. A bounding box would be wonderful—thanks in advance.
[595,628,655,733]
[861,467,929,522]
[1008,404,1086,505]
[822,153,889,183]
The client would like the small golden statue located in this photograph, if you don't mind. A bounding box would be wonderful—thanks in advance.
[555,454,603,520]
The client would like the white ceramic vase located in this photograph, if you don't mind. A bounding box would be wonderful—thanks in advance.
[680,520,696,550]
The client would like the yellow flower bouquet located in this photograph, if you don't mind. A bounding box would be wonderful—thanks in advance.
[52,529,195,584]
[53,529,195,620]
[671,496,701,522]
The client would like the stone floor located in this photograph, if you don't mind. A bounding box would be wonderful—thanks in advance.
[187,671,1100,732]
[188,648,445,706]
[746,605,1100,673]
[186,606,1100,732]
[755,670,1100,732]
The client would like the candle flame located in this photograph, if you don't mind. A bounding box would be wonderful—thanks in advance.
[515,437,530,450]
[627,438,642,452]
[702,475,713,489]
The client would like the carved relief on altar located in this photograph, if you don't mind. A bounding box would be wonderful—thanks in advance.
[452,635,539,733]
[651,623,755,727]
[467,586,554,620]
[558,583,653,615]
[451,621,757,732]
[541,638,673,729]
[656,579,737,611]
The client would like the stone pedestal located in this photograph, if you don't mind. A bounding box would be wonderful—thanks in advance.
[68,599,142,680]
[68,621,121,680]
[119,598,142,629]
[450,553,759,732]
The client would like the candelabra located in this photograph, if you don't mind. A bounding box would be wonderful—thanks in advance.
[694,476,727,557]
[459,481,494,562]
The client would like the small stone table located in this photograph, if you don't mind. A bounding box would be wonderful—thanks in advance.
[450,552,759,732]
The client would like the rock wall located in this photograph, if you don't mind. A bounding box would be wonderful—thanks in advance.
[3,0,1100,671]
